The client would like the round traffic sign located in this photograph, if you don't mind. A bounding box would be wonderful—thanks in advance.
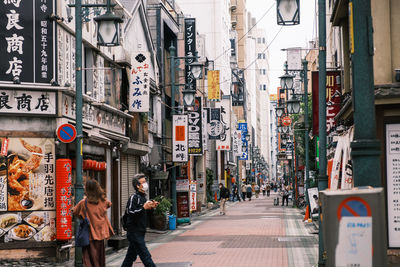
[282,116,292,126]
[337,196,371,220]
[57,124,77,143]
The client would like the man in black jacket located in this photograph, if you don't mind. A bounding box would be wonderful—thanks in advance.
[121,174,158,267]
[218,183,230,215]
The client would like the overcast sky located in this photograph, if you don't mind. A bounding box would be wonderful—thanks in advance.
[246,0,317,94]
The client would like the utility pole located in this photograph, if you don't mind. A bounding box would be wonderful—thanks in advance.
[302,59,310,213]
[350,0,381,187]
[169,44,177,216]
[318,0,327,265]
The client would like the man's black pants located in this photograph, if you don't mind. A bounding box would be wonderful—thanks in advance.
[121,231,156,267]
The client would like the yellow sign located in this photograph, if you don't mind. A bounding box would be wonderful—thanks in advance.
[349,2,354,54]
[208,70,220,100]
[270,94,278,101]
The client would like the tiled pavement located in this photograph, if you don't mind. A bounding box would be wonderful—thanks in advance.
[106,192,318,267]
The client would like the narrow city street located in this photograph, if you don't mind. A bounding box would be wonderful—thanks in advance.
[107,193,318,267]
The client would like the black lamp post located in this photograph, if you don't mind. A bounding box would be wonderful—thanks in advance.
[277,0,300,26]
[286,95,301,114]
[94,1,123,46]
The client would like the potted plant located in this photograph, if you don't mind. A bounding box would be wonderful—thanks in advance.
[150,196,172,230]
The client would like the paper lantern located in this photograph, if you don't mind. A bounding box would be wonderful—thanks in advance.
[56,159,73,241]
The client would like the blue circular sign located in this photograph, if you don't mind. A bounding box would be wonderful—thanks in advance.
[57,124,77,143]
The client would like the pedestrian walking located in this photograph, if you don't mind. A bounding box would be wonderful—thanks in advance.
[246,184,252,201]
[281,184,289,206]
[266,183,271,197]
[254,184,260,198]
[241,183,246,201]
[72,179,114,267]
[218,183,230,215]
[261,184,266,196]
[121,174,158,267]
[233,183,241,202]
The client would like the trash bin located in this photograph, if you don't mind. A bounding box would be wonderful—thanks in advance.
[168,215,176,230]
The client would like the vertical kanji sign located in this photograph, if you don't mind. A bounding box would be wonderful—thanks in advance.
[188,97,203,155]
[130,52,151,112]
[184,18,196,93]
[208,70,221,101]
[0,0,54,83]
[216,98,231,150]
[173,115,188,162]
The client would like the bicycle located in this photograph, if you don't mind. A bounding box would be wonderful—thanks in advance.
[295,195,306,209]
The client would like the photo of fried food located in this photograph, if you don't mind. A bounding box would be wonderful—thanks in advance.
[0,214,17,229]
[7,139,44,211]
[27,215,44,228]
[12,224,34,239]
[34,226,55,242]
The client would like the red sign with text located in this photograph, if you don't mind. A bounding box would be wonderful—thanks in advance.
[312,71,342,135]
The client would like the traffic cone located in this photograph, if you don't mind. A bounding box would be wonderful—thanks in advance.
[304,205,310,221]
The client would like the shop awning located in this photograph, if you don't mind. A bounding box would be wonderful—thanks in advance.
[99,130,130,143]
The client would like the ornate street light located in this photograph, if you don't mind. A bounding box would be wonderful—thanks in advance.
[275,104,285,117]
[190,59,203,79]
[94,5,123,46]
[279,72,295,91]
[245,134,251,142]
[277,0,300,26]
[287,96,301,114]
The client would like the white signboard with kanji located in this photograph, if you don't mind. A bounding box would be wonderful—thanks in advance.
[0,89,56,115]
[216,98,231,150]
[173,115,188,162]
[129,52,150,112]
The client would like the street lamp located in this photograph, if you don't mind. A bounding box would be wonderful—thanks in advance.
[275,105,285,117]
[277,0,300,26]
[279,72,295,91]
[286,95,301,114]
[68,0,123,266]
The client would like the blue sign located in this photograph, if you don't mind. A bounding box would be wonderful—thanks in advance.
[238,122,248,160]
[57,123,77,143]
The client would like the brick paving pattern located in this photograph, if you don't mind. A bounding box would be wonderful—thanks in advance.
[106,192,318,267]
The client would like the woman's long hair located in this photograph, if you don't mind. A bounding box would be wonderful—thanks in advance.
[85,179,106,204]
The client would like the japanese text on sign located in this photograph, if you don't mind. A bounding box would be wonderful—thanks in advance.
[130,52,151,112]
[0,90,56,115]
[184,18,196,92]
[173,115,188,162]
[188,97,203,155]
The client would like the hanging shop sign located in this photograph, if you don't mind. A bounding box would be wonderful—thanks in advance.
[0,138,56,243]
[190,182,197,211]
[129,52,151,112]
[55,159,72,241]
[386,123,400,248]
[281,116,292,127]
[62,94,126,135]
[238,122,248,160]
[188,97,203,155]
[57,27,76,90]
[312,71,342,135]
[232,130,242,157]
[0,89,56,115]
[202,108,208,151]
[184,18,196,92]
[216,98,231,150]
[0,0,54,83]
[172,115,188,162]
[208,70,220,101]
[206,107,223,140]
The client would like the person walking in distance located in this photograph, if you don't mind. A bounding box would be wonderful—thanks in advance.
[246,183,252,201]
[281,184,289,206]
[73,179,114,267]
[241,183,247,201]
[121,174,158,267]
[218,183,230,215]
[266,183,271,197]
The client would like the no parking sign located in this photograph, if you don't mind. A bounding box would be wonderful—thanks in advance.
[57,124,77,143]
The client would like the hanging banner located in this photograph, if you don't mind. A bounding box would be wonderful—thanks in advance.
[341,127,354,189]
[184,18,196,93]
[173,115,188,162]
[55,159,72,241]
[238,122,248,160]
[202,109,208,151]
[0,138,56,243]
[206,107,223,140]
[312,71,342,135]
[216,98,231,150]
[232,130,242,157]
[129,52,151,112]
[208,70,220,101]
[0,0,54,83]
[188,97,203,155]
[329,136,344,190]
[386,123,400,247]
[190,182,197,211]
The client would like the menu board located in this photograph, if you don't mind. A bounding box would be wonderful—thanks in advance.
[386,124,400,248]
[0,138,56,243]
[177,192,189,218]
